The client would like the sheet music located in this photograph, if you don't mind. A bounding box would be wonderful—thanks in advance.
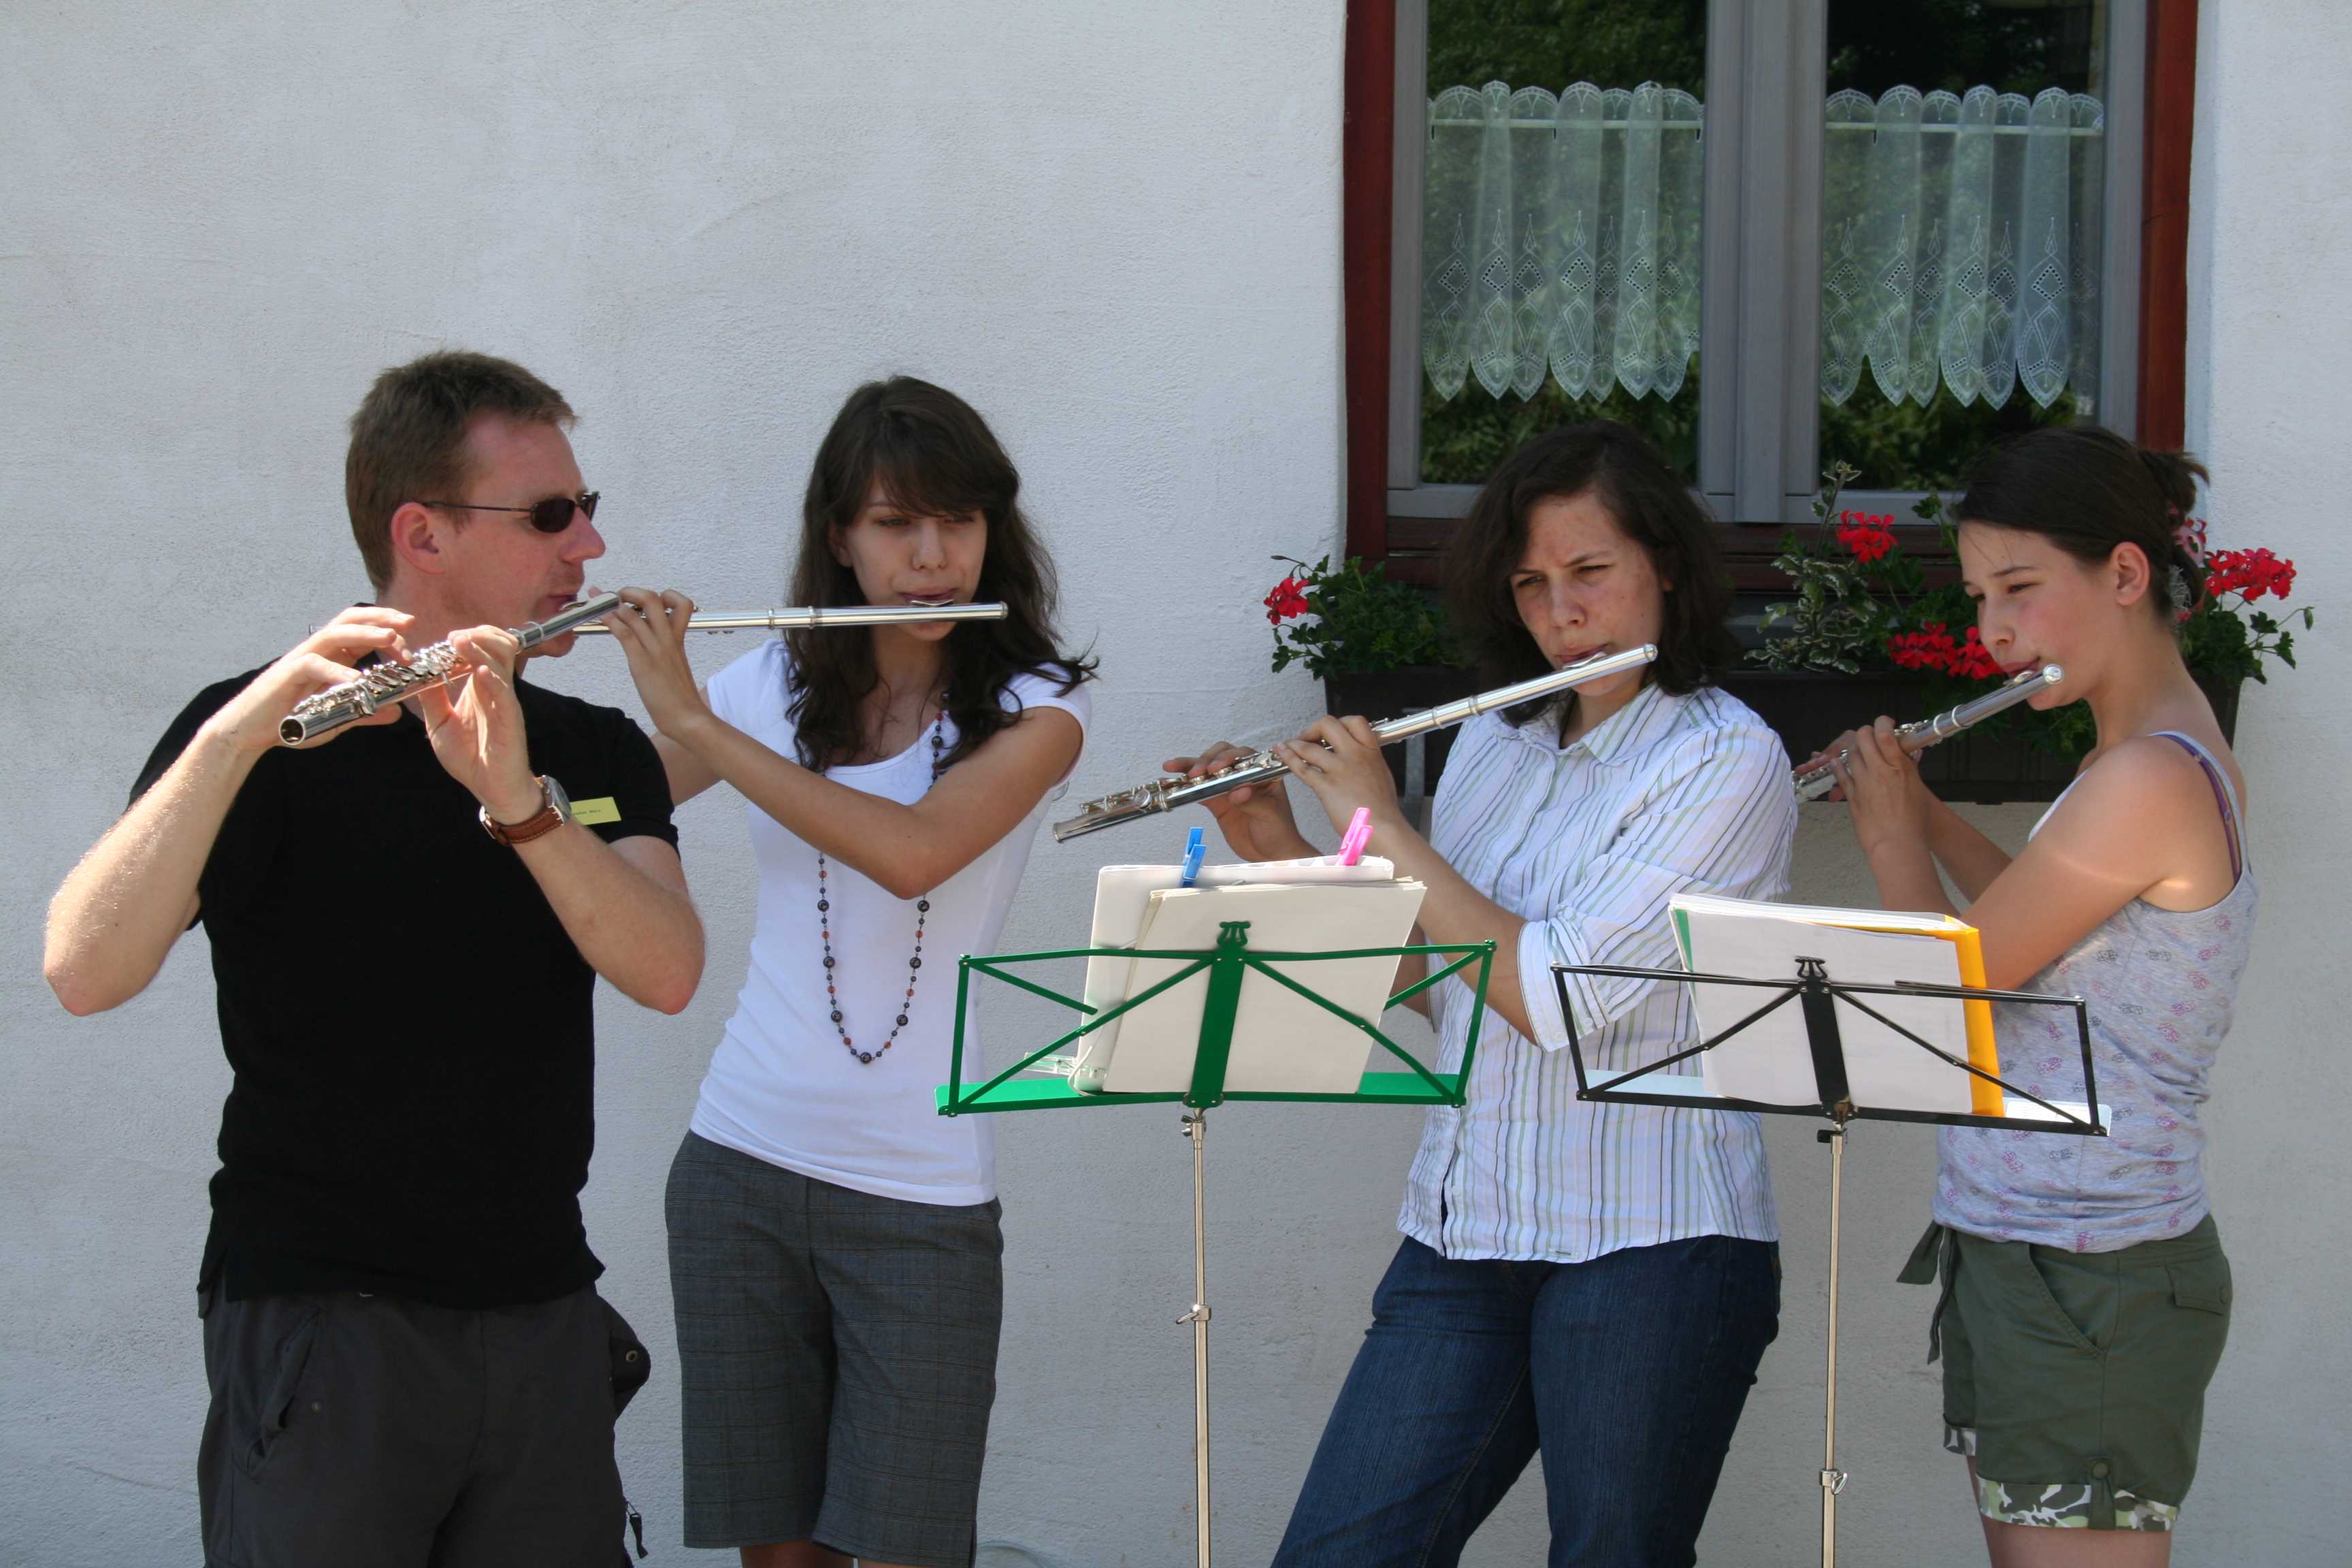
[1073,874,1424,1095]
[1670,904,1980,1115]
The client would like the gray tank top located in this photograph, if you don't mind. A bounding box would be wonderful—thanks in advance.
[1933,732,2255,1252]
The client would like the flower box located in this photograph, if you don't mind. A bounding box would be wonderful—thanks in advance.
[1284,493,2279,811]
[1739,474,2290,802]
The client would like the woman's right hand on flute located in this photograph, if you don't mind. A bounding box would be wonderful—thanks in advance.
[602,587,717,745]
[1797,713,1912,805]
[1161,741,1316,862]
[1793,740,1850,802]
[1831,718,1940,855]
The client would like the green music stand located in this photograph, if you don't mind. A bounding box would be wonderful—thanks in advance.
[936,919,1496,1568]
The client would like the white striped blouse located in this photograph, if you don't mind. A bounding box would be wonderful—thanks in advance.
[1398,681,1798,1262]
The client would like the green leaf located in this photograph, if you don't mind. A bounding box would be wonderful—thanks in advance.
[1261,551,1466,678]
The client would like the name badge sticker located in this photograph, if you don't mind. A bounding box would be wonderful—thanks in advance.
[570,796,622,826]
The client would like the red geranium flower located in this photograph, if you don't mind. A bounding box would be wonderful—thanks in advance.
[1886,619,2004,681]
[1887,621,1959,672]
[1835,510,1897,564]
[1952,626,2002,681]
[1263,575,1311,624]
[2204,546,2295,604]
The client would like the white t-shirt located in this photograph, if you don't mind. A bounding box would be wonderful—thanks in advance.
[688,638,1089,1205]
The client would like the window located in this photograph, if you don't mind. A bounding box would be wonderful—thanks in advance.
[1347,0,2185,564]
[1816,1,2125,497]
[1411,4,1707,489]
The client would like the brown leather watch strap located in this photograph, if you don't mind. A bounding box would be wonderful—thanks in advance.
[480,777,567,846]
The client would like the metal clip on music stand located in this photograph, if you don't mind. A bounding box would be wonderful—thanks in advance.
[1552,958,2106,1568]
[938,922,1496,1568]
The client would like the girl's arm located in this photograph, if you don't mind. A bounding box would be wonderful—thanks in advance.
[1925,799,2012,902]
[1839,720,2225,987]
[603,587,1081,898]
[652,729,722,808]
[666,702,1080,898]
[1799,735,2010,900]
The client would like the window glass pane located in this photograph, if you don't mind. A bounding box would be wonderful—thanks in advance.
[1818,0,2109,493]
[1418,0,1708,486]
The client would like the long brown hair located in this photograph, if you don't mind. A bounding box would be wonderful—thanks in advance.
[1444,421,1736,733]
[785,377,1093,772]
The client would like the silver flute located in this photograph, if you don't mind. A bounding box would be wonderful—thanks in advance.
[1051,644,1659,843]
[1793,664,2065,801]
[568,601,1009,636]
[280,595,1010,745]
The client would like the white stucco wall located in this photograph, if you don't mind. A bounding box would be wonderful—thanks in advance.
[2164,2,2352,1564]
[5,4,2346,1567]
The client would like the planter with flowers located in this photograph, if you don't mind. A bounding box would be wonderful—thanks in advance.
[1258,478,2308,807]
[1262,555,1475,798]
[1730,464,2312,801]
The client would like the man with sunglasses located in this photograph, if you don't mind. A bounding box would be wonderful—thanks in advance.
[44,350,704,1567]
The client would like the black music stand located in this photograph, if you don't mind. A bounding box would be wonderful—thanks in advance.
[1552,957,2106,1568]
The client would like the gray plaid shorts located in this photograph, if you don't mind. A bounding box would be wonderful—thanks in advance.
[665,1132,1003,1568]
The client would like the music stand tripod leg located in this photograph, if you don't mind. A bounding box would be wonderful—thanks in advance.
[1179,1110,1212,1568]
[1791,954,1857,1567]
[1818,1117,1852,1568]
[950,930,1488,1568]
[1170,917,1256,1568]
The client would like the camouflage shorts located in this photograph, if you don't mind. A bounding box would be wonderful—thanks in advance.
[1900,1217,2232,1532]
[1944,1424,2179,1531]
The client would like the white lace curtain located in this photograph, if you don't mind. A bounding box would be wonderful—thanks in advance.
[1820,85,2106,412]
[1420,81,1704,404]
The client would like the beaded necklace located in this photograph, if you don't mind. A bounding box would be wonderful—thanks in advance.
[816,693,947,1065]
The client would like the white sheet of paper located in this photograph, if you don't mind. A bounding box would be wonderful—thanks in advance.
[1090,879,1425,1096]
[1675,914,1976,1115]
[1073,857,1396,1090]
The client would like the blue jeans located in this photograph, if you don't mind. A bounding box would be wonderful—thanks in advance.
[1271,1234,1780,1568]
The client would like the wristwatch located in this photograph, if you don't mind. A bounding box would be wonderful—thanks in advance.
[480,774,572,846]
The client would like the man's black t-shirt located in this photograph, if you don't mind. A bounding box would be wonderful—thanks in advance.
[132,669,679,1308]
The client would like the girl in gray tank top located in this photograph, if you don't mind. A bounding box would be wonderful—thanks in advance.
[1936,732,2253,1250]
[1822,425,2251,1548]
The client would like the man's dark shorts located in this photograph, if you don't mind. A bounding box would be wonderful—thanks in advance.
[198,1283,649,1568]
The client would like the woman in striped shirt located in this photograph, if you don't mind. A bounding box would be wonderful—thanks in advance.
[1173,422,1797,1567]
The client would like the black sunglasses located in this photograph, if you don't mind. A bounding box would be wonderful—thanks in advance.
[422,490,599,534]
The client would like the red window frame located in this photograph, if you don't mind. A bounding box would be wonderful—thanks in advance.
[1342,0,2201,566]
[1341,0,1399,565]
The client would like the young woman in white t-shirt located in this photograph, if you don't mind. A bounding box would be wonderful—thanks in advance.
[602,377,1092,1568]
